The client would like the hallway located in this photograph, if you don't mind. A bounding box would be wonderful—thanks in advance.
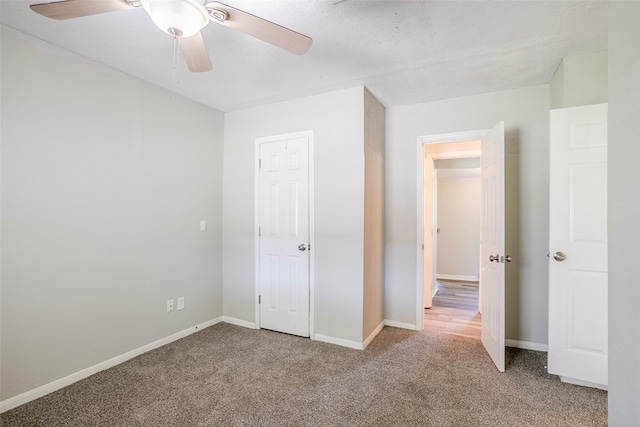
[424,279,480,339]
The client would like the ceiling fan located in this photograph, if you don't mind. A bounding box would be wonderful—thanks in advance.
[29,0,313,72]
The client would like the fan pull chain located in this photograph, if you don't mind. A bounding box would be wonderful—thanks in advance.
[172,35,179,98]
[172,35,176,97]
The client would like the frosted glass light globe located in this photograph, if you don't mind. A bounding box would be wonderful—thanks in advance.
[141,0,209,37]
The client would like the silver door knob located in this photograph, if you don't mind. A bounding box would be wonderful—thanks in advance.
[553,252,566,262]
[298,244,307,252]
[505,255,512,263]
[489,254,500,263]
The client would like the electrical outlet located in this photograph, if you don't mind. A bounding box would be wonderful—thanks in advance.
[177,297,185,310]
[200,220,206,231]
[167,299,174,312]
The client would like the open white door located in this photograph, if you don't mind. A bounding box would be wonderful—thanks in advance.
[480,122,506,372]
[258,135,310,337]
[548,104,608,389]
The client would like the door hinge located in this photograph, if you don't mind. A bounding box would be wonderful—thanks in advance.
[258,295,261,304]
[259,226,261,236]
[259,159,262,168]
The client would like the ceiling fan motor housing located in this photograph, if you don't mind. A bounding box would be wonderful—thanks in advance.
[140,0,209,37]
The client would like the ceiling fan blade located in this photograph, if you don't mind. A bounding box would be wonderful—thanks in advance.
[206,2,312,55]
[30,0,134,20]
[178,32,213,72]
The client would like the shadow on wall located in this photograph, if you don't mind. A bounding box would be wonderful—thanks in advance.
[504,127,522,342]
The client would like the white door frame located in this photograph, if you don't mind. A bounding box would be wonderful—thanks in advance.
[416,130,488,330]
[254,130,315,338]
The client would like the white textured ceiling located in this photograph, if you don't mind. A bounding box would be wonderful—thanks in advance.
[1,0,608,112]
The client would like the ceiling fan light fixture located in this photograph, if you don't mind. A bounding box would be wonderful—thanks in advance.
[141,0,209,37]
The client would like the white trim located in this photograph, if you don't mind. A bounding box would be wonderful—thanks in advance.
[254,131,315,338]
[222,316,257,329]
[314,334,363,350]
[0,317,223,414]
[362,321,384,350]
[416,131,487,333]
[254,135,261,333]
[415,140,425,329]
[560,376,608,391]
[308,133,316,339]
[418,130,488,145]
[436,274,479,282]
[384,319,418,330]
[505,339,548,352]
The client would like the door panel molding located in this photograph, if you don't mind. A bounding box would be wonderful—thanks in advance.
[479,121,506,373]
[548,104,608,389]
[254,130,315,338]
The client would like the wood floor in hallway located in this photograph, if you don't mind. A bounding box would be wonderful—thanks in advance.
[424,279,481,340]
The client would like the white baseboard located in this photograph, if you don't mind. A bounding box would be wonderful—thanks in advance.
[505,339,548,352]
[436,274,479,282]
[313,333,363,350]
[560,376,608,391]
[0,317,223,414]
[362,321,384,350]
[313,321,385,351]
[384,320,418,330]
[222,316,257,329]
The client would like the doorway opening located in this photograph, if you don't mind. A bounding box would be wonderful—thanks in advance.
[419,139,481,339]
[416,123,506,372]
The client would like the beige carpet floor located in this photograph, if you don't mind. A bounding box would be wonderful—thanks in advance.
[1,323,607,426]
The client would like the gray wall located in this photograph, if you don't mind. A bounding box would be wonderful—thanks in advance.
[549,50,608,109]
[436,174,480,280]
[223,87,367,344]
[608,2,640,424]
[1,28,225,401]
[385,85,550,345]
